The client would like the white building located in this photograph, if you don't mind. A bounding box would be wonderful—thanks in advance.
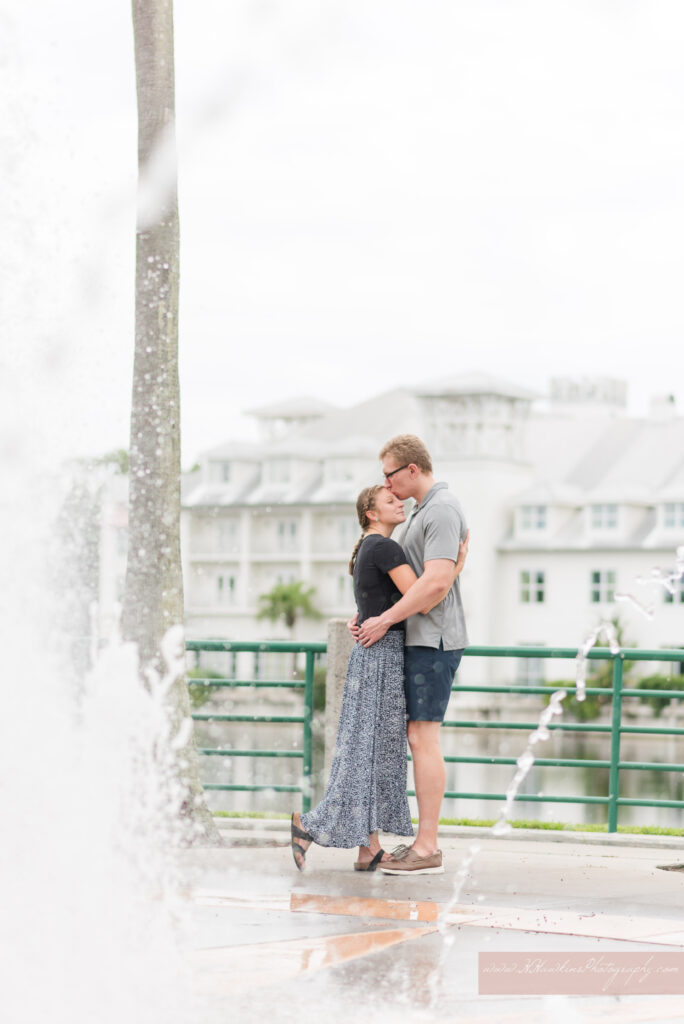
[98,373,684,686]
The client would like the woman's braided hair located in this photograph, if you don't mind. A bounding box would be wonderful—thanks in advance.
[348,484,385,575]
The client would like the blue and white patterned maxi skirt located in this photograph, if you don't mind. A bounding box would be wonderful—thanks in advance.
[300,630,414,848]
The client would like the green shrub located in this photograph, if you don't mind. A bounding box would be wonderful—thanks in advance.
[313,665,326,712]
[186,667,223,709]
[636,674,681,718]
[544,679,608,721]
[544,618,635,722]
[293,664,327,712]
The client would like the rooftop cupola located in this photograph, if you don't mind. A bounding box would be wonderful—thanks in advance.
[415,372,537,462]
[245,397,338,442]
[549,376,627,416]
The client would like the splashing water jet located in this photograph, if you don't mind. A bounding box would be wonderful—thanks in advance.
[5,602,201,1022]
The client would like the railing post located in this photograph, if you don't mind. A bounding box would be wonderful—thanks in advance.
[607,654,624,832]
[302,650,315,812]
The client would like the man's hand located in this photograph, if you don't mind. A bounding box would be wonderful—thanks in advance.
[358,615,390,647]
[455,530,470,577]
[347,611,361,640]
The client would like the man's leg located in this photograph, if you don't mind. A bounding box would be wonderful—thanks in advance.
[407,720,444,857]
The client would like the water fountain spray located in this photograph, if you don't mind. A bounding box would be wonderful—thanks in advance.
[427,543,684,1011]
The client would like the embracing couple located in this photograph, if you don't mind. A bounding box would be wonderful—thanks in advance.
[291,433,469,876]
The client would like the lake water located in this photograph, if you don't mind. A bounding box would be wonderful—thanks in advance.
[192,674,684,831]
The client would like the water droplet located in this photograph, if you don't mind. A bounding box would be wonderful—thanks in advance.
[615,592,654,620]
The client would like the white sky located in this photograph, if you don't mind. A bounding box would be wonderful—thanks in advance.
[3,0,684,469]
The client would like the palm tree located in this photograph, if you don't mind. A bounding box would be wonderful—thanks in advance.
[257,581,322,634]
[123,0,182,668]
[258,581,322,677]
[122,0,220,845]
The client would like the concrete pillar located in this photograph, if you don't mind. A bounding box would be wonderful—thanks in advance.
[324,618,354,777]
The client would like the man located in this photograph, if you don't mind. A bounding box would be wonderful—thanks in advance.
[357,434,469,875]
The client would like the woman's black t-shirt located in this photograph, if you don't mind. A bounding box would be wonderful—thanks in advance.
[353,535,409,629]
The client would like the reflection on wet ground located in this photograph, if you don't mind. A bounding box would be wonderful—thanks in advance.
[180,826,684,1022]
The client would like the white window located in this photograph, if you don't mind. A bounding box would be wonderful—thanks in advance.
[336,573,354,606]
[660,646,684,677]
[590,570,616,604]
[664,573,684,604]
[209,460,231,484]
[664,503,684,529]
[216,573,236,605]
[520,570,545,604]
[327,458,355,481]
[516,645,545,686]
[338,517,358,551]
[275,571,296,585]
[216,520,239,552]
[591,503,618,529]
[277,519,298,552]
[520,505,547,530]
[266,459,291,483]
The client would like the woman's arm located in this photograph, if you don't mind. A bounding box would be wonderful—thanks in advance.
[387,563,419,595]
[348,557,419,638]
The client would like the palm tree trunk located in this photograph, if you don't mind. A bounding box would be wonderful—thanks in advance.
[123,0,220,845]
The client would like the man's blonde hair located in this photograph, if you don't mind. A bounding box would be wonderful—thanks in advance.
[379,434,433,473]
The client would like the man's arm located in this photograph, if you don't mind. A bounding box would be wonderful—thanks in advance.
[348,563,424,639]
[421,530,469,613]
[350,529,469,639]
[357,558,455,646]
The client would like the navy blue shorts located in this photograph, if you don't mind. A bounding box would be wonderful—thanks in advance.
[404,642,464,722]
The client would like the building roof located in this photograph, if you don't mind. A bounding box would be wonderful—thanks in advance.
[415,371,540,402]
[244,397,338,419]
[511,481,583,506]
[183,375,684,533]
[201,440,264,461]
[291,387,422,447]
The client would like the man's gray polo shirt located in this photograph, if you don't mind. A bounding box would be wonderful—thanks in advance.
[399,482,469,650]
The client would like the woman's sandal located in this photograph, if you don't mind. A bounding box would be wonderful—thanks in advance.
[353,848,385,872]
[291,813,314,871]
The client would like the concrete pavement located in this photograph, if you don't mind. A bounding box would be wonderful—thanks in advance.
[174,819,684,1022]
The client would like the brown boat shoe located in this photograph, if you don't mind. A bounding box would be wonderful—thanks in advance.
[380,847,444,875]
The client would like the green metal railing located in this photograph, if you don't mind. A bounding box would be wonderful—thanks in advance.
[186,640,325,812]
[187,640,684,830]
[433,645,684,832]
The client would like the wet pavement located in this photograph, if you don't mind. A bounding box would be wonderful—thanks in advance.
[177,820,684,1023]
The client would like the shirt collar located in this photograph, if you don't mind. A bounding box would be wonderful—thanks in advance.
[405,482,447,525]
[413,481,447,513]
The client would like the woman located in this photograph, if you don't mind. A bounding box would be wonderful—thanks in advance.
[291,484,467,871]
